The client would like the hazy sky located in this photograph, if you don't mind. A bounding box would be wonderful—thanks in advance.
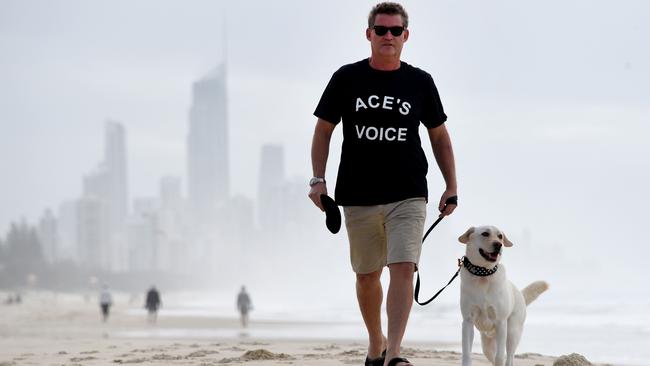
[1,0,649,274]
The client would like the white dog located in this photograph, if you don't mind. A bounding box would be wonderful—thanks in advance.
[458,226,548,366]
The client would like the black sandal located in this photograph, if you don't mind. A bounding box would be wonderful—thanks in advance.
[364,349,386,366]
[320,194,341,234]
[387,357,411,366]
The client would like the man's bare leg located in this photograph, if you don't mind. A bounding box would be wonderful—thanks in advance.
[385,262,415,366]
[356,269,386,359]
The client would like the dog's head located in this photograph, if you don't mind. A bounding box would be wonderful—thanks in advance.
[458,225,512,268]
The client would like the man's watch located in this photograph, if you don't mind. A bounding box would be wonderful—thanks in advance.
[309,177,326,187]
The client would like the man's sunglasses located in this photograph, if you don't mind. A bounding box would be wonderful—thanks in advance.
[373,25,405,37]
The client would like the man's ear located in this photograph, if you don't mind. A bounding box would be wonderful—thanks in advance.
[366,28,372,41]
[459,227,475,244]
[503,232,513,247]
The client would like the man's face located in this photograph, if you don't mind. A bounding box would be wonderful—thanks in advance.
[366,13,409,58]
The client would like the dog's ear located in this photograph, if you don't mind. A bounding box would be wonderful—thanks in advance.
[458,227,475,244]
[503,232,513,247]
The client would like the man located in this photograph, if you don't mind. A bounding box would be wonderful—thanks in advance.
[236,286,252,328]
[308,3,457,366]
[145,286,162,324]
[99,284,113,323]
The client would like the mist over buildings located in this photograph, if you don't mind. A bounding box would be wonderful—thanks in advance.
[1,0,649,301]
[0,64,339,296]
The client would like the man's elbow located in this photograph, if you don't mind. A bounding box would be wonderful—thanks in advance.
[428,124,451,143]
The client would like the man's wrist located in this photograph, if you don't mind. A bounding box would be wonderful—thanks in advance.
[309,177,326,187]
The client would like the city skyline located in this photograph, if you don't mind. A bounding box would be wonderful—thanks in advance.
[1,64,314,275]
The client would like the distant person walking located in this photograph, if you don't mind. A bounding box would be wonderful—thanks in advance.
[99,285,113,322]
[236,286,252,327]
[4,295,14,305]
[145,286,162,323]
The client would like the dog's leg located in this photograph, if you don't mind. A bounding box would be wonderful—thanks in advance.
[480,333,496,365]
[505,319,523,366]
[494,320,507,366]
[461,319,474,366]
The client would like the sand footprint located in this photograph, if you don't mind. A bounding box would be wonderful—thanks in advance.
[186,350,219,358]
[70,356,96,362]
[313,344,340,351]
[113,357,148,364]
[151,353,183,360]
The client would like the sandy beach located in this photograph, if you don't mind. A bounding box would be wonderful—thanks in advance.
[0,291,587,366]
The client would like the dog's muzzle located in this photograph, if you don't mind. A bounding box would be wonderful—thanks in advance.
[479,247,500,262]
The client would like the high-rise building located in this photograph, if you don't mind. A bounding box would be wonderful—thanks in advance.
[37,208,58,263]
[57,200,79,262]
[160,176,183,212]
[77,121,129,271]
[281,178,317,239]
[83,164,109,199]
[127,197,159,271]
[258,144,285,231]
[76,196,109,269]
[187,65,229,225]
[158,176,186,272]
[104,121,129,232]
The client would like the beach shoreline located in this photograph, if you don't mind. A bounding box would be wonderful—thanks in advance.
[0,291,605,365]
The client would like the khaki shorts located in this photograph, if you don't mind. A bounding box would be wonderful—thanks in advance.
[343,197,426,274]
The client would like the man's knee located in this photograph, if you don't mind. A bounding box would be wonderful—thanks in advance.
[356,269,382,287]
[388,262,416,279]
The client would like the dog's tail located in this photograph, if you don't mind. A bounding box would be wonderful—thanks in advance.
[522,281,549,306]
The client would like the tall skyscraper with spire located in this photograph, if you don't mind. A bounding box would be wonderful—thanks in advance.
[187,65,229,225]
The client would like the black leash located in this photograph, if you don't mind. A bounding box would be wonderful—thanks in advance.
[414,195,460,306]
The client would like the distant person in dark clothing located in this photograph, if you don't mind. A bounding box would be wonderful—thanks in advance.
[99,285,113,322]
[236,286,252,327]
[4,295,13,305]
[145,286,162,323]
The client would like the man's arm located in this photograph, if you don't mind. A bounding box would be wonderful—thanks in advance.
[308,118,336,210]
[428,123,458,216]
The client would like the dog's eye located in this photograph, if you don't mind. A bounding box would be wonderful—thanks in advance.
[481,232,489,237]
[498,234,503,239]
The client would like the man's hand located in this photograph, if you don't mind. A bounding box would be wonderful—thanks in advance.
[438,189,458,217]
[308,182,328,211]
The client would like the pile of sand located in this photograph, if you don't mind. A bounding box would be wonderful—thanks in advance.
[553,353,592,366]
[240,349,294,361]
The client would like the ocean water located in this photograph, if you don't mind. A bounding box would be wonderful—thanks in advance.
[121,288,650,366]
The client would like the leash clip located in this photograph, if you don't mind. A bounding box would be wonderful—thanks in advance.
[457,256,465,268]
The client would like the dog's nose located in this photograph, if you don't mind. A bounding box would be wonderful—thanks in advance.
[492,242,502,251]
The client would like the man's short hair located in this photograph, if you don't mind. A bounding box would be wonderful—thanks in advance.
[368,2,409,29]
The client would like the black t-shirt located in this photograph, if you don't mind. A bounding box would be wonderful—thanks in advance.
[314,58,447,206]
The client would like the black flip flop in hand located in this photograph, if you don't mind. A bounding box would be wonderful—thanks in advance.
[320,194,341,234]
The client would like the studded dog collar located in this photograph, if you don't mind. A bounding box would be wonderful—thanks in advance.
[462,256,498,277]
